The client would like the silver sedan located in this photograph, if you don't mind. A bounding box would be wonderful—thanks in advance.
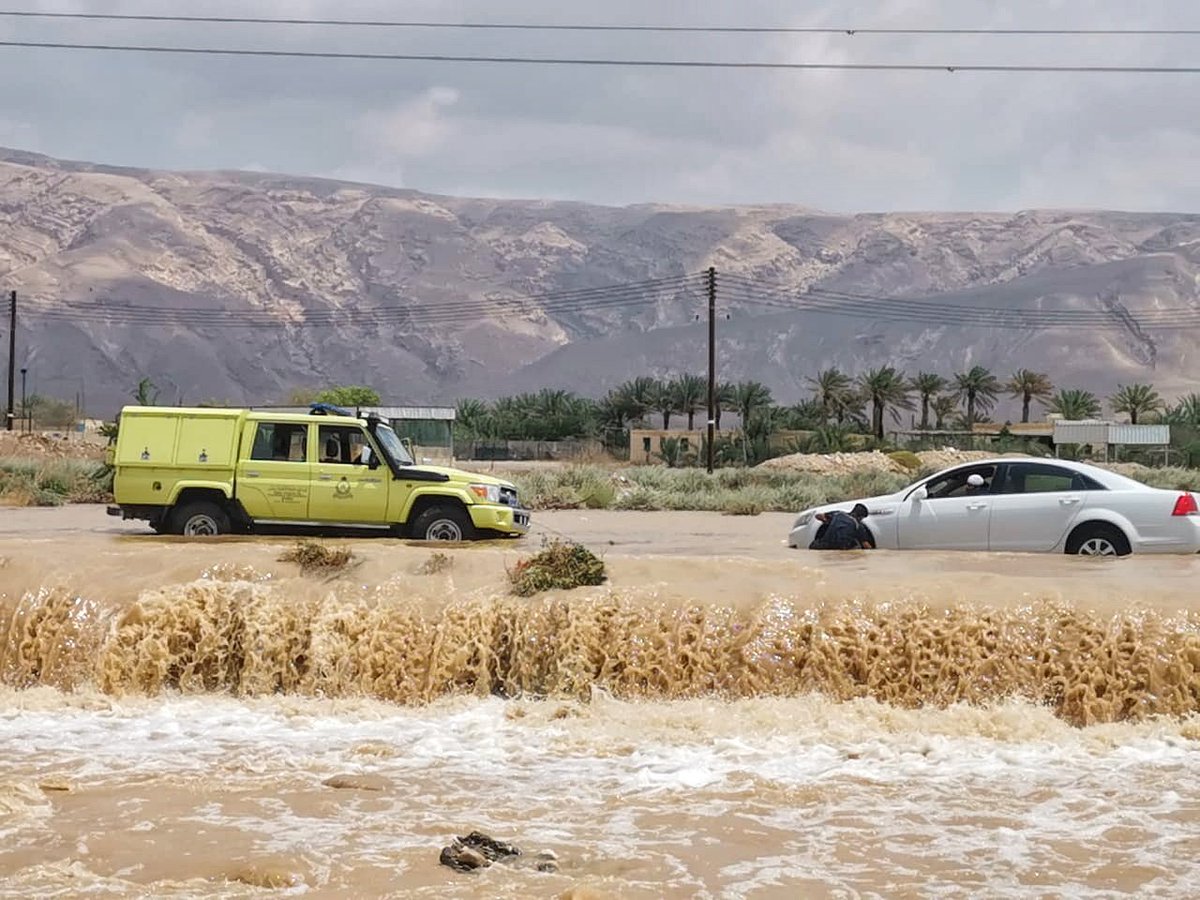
[788,458,1200,556]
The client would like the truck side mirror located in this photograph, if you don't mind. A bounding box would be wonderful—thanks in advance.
[367,455,381,470]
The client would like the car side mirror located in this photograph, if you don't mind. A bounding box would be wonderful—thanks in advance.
[911,486,928,502]
[367,455,380,470]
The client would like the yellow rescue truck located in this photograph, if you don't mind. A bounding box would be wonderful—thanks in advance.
[106,404,529,540]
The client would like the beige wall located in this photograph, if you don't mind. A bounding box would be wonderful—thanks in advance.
[629,429,706,464]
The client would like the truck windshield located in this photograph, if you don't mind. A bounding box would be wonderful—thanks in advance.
[373,423,415,467]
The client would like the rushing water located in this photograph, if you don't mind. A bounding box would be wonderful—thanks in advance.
[2,520,1200,896]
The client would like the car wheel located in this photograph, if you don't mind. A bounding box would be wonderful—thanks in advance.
[1066,523,1130,558]
[411,506,477,542]
[170,501,231,537]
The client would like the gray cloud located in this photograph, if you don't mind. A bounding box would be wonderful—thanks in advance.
[1,0,1198,211]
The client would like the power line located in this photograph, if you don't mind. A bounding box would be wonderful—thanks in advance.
[719,275,1200,329]
[25,275,706,328]
[2,40,1200,73]
[1,12,1197,37]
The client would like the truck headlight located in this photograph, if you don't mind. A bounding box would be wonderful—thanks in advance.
[469,483,501,503]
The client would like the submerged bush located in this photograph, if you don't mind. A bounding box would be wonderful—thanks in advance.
[508,540,607,597]
[279,540,353,575]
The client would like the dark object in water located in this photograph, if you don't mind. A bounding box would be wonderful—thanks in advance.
[439,831,522,872]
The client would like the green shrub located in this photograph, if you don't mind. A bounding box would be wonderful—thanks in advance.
[509,540,607,596]
[888,450,922,471]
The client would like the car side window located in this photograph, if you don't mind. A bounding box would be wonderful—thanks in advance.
[923,465,997,499]
[250,423,308,462]
[318,425,372,465]
[999,463,1103,494]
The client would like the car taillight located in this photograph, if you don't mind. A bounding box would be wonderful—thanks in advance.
[1172,493,1199,516]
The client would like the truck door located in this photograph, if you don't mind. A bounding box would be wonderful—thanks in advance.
[236,420,311,520]
[309,424,390,524]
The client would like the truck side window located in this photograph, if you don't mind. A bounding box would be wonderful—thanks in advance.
[251,423,308,462]
[318,425,372,465]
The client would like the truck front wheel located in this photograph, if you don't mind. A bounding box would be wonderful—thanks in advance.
[170,501,231,537]
[411,505,476,542]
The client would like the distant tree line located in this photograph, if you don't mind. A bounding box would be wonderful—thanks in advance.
[454,368,1200,445]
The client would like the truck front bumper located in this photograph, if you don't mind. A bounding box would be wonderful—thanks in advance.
[468,503,531,536]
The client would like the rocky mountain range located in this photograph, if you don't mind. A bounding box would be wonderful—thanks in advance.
[2,147,1197,418]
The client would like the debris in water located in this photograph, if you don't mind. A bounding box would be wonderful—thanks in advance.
[439,831,524,873]
[37,777,72,793]
[321,773,390,792]
[508,540,606,597]
[226,860,307,889]
[417,551,453,575]
[278,540,353,575]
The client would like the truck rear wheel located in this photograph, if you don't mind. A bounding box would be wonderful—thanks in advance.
[170,501,231,537]
[411,505,476,542]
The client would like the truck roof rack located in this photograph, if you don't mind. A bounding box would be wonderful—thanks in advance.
[308,402,353,417]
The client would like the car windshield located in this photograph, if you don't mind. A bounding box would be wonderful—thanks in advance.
[372,423,414,466]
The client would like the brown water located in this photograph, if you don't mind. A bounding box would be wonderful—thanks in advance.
[2,507,1200,896]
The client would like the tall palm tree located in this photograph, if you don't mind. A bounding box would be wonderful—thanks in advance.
[731,381,774,429]
[669,374,708,430]
[807,367,858,426]
[859,366,915,440]
[1108,383,1164,425]
[614,377,657,427]
[1006,369,1054,424]
[133,377,160,406]
[911,372,948,430]
[1166,393,1200,427]
[649,379,678,430]
[712,381,737,431]
[932,395,958,430]
[953,366,1001,425]
[454,398,491,439]
[1046,388,1102,421]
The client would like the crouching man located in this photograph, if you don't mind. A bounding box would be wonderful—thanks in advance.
[809,503,875,550]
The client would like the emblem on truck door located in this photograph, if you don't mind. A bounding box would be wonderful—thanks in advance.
[141,448,150,460]
[199,449,208,463]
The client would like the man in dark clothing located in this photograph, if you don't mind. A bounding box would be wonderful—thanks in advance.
[809,503,875,550]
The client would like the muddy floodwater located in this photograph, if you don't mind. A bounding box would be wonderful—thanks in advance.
[3,506,1200,897]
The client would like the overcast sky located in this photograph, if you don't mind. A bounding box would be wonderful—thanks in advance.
[1,0,1198,212]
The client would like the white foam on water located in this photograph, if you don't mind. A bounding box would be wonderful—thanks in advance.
[2,692,1199,897]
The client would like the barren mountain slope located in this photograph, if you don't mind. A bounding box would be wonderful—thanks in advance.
[1,148,1197,413]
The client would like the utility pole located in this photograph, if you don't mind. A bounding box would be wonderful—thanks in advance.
[706,266,717,474]
[5,290,15,432]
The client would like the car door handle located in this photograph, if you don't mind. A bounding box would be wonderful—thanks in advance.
[967,502,989,510]
[318,474,333,481]
[244,471,260,478]
[1059,497,1081,506]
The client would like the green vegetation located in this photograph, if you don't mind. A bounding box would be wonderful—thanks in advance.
[506,465,915,514]
[0,460,112,507]
[1109,383,1164,425]
[1047,388,1102,421]
[954,366,1002,426]
[1006,369,1054,424]
[508,540,608,596]
[888,450,922,471]
[501,462,1200,515]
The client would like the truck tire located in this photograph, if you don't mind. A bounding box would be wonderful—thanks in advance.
[169,500,231,537]
[411,505,477,542]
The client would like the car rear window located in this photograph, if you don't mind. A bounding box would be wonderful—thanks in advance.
[1002,463,1105,494]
